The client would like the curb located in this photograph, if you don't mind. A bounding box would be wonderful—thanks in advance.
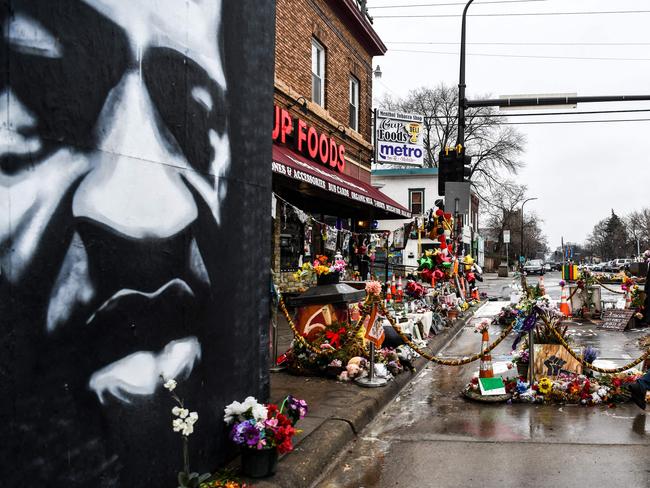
[250,302,482,488]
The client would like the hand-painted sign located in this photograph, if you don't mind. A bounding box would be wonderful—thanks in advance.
[600,309,635,331]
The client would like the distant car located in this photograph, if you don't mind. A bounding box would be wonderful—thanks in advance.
[544,263,551,272]
[612,258,632,272]
[601,260,614,272]
[524,259,545,275]
[591,262,603,272]
[547,261,562,271]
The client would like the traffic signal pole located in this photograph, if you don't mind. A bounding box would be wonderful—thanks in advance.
[456,0,474,149]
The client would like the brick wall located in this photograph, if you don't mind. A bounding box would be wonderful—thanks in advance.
[275,0,380,175]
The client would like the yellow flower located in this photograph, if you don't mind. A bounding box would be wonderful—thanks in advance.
[538,377,553,395]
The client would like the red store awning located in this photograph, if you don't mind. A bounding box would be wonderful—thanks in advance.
[272,144,411,219]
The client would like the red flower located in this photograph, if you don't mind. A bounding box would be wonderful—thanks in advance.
[612,378,622,388]
[277,413,292,427]
[267,404,279,418]
[277,437,294,454]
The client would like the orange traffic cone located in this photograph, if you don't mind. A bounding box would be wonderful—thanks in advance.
[391,275,397,296]
[385,279,392,302]
[559,285,571,317]
[479,330,494,378]
[539,275,546,295]
[471,288,480,301]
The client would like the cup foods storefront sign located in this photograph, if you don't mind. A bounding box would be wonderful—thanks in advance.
[375,110,424,166]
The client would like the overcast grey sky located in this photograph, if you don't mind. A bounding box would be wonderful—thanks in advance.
[369,0,650,251]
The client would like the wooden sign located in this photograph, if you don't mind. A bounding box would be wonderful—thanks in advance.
[600,309,635,331]
[534,344,582,377]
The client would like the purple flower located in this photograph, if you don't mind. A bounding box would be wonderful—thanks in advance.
[230,422,248,444]
[242,421,262,447]
[285,395,309,422]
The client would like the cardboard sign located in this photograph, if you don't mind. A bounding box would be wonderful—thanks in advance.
[479,377,506,396]
[534,344,582,377]
[600,309,635,331]
[363,305,385,348]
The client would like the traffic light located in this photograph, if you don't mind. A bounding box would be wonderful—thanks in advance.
[438,146,472,195]
[437,149,455,196]
[454,150,472,182]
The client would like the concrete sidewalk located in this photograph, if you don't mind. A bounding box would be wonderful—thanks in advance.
[248,302,486,488]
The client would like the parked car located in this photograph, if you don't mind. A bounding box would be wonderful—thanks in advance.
[601,260,615,272]
[544,263,552,272]
[524,259,545,275]
[591,262,603,272]
[612,258,633,272]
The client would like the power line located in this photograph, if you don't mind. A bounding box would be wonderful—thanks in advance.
[386,41,650,46]
[375,10,650,19]
[391,48,650,61]
[425,108,650,119]
[424,117,650,125]
[503,118,650,125]
[370,0,547,9]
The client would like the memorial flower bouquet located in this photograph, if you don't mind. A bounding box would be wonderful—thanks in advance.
[224,395,307,454]
[294,254,347,280]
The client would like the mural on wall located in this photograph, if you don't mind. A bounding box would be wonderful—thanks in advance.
[1,0,274,485]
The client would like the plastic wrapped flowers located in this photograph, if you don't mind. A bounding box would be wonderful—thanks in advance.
[224,395,308,454]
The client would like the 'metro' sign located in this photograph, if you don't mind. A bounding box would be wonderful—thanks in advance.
[272,105,346,173]
[375,109,424,166]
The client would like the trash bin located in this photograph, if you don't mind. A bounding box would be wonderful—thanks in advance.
[498,261,509,277]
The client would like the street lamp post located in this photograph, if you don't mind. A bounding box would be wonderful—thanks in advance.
[520,197,538,267]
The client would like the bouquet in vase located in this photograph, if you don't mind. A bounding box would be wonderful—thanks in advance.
[224,395,308,454]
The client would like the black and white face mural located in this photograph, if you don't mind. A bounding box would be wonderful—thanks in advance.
[1,0,274,485]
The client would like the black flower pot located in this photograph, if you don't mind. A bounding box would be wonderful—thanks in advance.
[241,448,278,478]
[517,363,529,378]
[317,271,340,286]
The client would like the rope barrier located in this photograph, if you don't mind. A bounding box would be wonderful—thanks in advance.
[539,314,650,373]
[594,279,626,295]
[279,290,649,373]
[278,296,368,356]
[378,299,516,366]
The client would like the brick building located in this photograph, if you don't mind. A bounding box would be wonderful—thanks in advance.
[272,0,411,282]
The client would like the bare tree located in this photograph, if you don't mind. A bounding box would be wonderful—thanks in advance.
[626,208,650,254]
[481,181,548,261]
[379,84,526,193]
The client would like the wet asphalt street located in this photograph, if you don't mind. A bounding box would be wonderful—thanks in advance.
[315,272,650,488]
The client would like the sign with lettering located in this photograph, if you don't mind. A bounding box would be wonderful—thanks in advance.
[272,105,346,173]
[375,110,424,166]
[600,309,635,331]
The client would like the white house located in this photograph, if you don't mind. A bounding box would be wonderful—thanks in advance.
[372,167,483,267]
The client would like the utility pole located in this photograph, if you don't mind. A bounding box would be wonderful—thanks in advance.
[456,0,474,149]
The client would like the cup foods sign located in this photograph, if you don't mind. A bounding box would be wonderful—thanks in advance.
[375,110,424,166]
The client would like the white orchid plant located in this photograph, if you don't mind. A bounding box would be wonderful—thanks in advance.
[162,377,210,488]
